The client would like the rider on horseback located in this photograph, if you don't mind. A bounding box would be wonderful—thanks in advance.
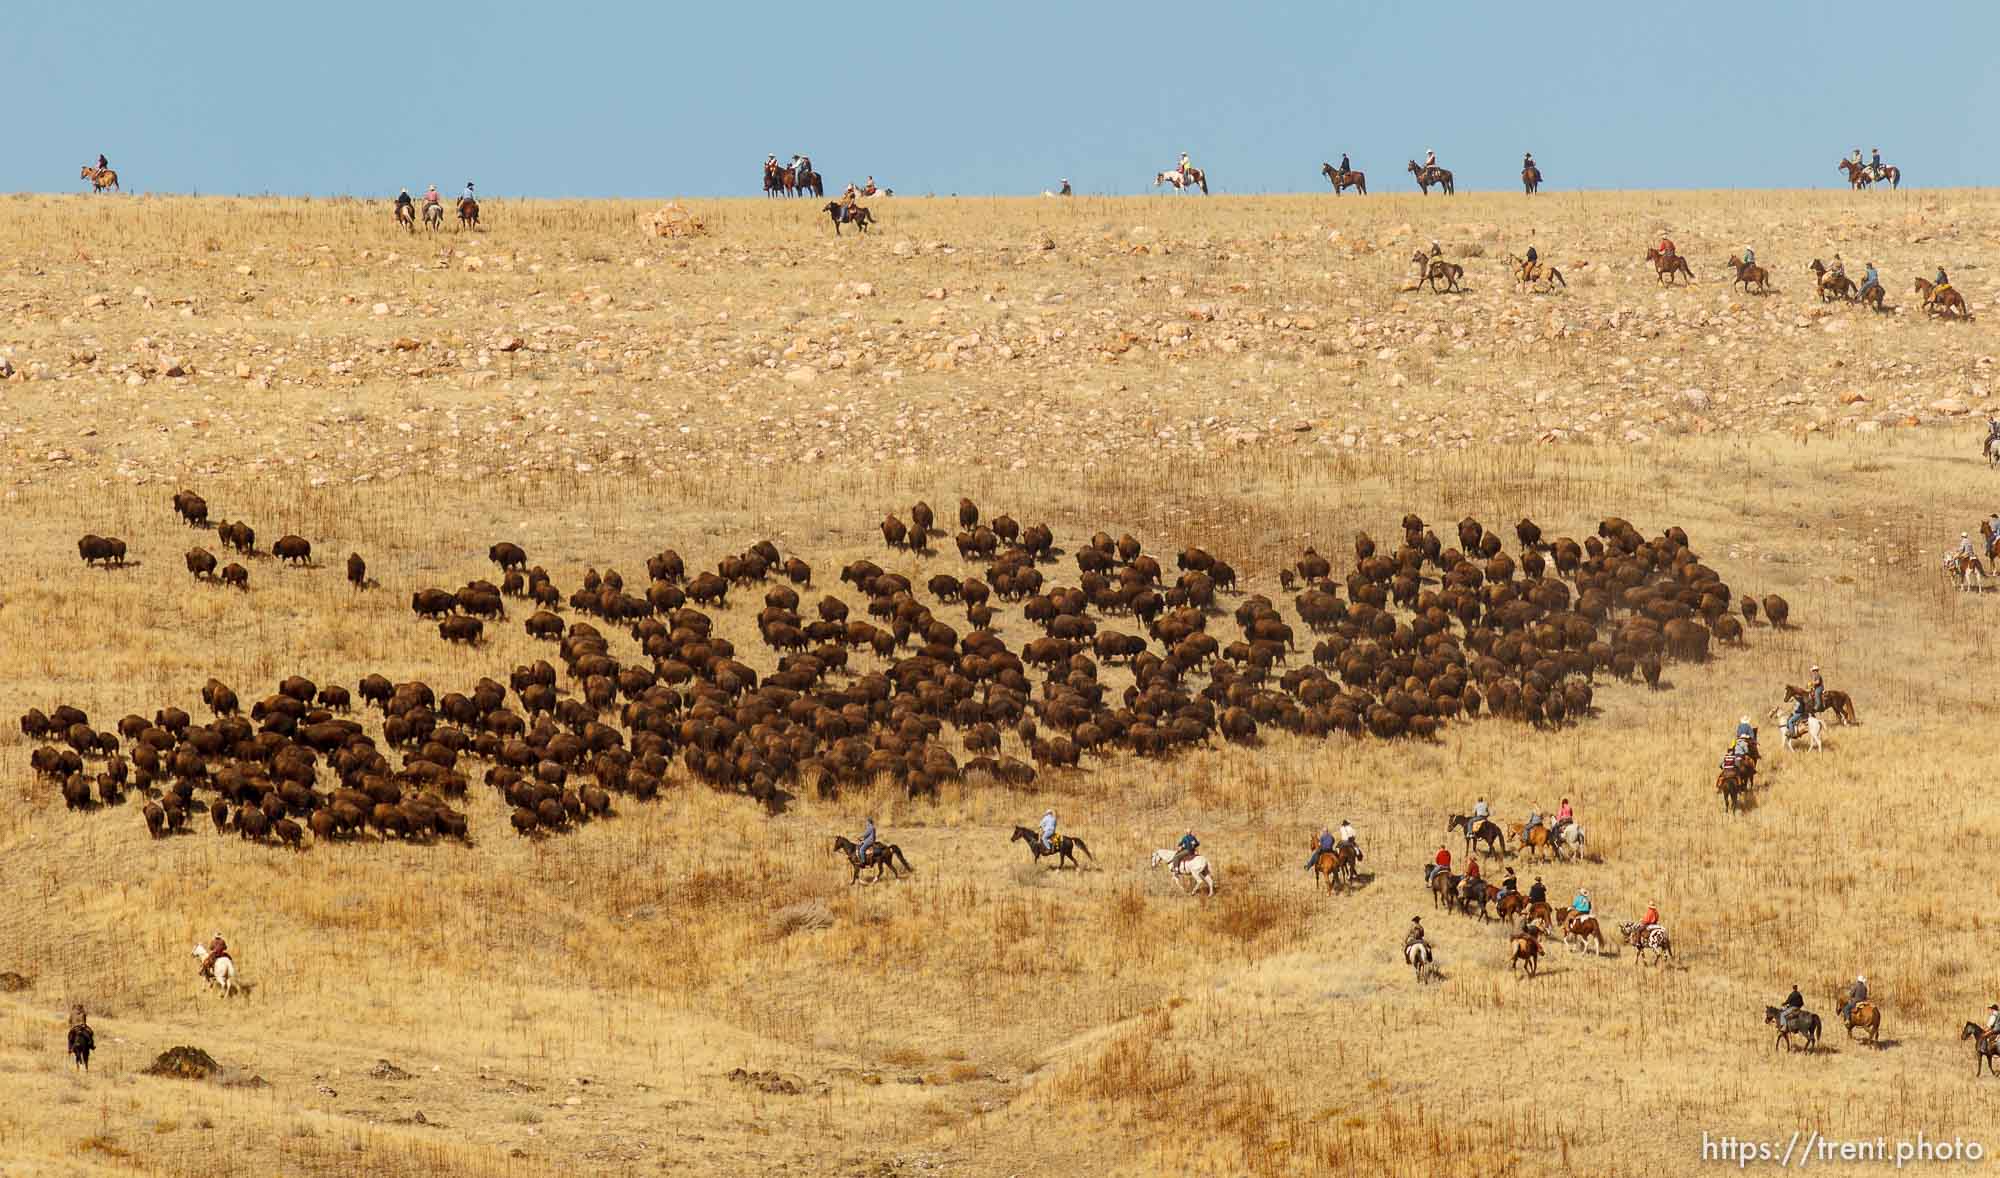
[1424,148,1437,171]
[1463,856,1480,885]
[463,181,476,203]
[1427,844,1451,884]
[1497,866,1518,902]
[1933,267,1953,301]
[1471,796,1490,827]
[1553,798,1574,842]
[1039,808,1058,854]
[1841,974,1868,1020]
[1635,902,1660,942]
[1571,888,1591,918]
[1860,261,1881,300]
[395,188,413,214]
[1986,1003,2000,1038]
[1783,983,1804,1011]
[1338,818,1359,861]
[1528,876,1547,905]
[1657,234,1677,263]
[1871,147,1883,176]
[424,184,440,208]
[1404,916,1429,950]
[1303,825,1335,871]
[1523,806,1543,839]
[1338,152,1351,174]
[852,815,877,867]
[200,932,229,979]
[1523,151,1535,173]
[1169,830,1200,870]
[1178,152,1192,185]
[1784,694,1808,740]
[97,154,108,173]
[1058,179,1071,196]
[1808,665,1825,713]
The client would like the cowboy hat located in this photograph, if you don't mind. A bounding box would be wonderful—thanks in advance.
[1858,974,1866,982]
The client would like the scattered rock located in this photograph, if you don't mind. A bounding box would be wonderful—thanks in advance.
[1929,396,1969,415]
[726,1068,804,1095]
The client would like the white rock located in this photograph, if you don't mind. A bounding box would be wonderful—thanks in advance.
[784,367,818,385]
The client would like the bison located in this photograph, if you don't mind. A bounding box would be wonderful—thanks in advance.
[220,563,249,590]
[272,534,312,565]
[185,547,217,580]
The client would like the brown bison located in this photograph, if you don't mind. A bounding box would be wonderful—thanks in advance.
[185,547,217,580]
[489,542,527,570]
[439,616,483,645]
[78,535,126,567]
[272,535,312,565]
[347,552,367,589]
[221,563,249,590]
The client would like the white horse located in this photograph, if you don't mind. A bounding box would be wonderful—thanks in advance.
[191,944,237,997]
[1404,940,1438,982]
[1553,822,1586,859]
[1778,714,1824,752]
[1150,848,1215,895]
[1153,171,1195,193]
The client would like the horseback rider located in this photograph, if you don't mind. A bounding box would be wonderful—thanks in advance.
[1523,806,1543,839]
[1404,916,1429,950]
[852,815,877,867]
[462,181,476,206]
[1870,147,1883,176]
[1523,150,1535,174]
[1528,876,1547,905]
[1427,844,1451,884]
[1960,532,1977,563]
[395,187,413,213]
[1849,147,1863,171]
[1859,260,1880,300]
[1635,902,1660,942]
[1169,829,1200,870]
[1178,152,1192,184]
[1735,714,1756,743]
[1058,178,1072,196]
[1497,866,1518,902]
[1338,818,1359,860]
[863,175,876,196]
[1741,245,1755,267]
[1470,796,1490,833]
[1841,974,1869,1020]
[1933,267,1953,299]
[1423,148,1437,171]
[1338,152,1351,174]
[1986,1003,2000,1039]
[1552,798,1574,842]
[1463,855,1481,884]
[798,154,813,179]
[97,154,109,173]
[1571,888,1591,918]
[1039,807,1057,853]
[1657,233,1677,262]
[1828,255,1846,282]
[1808,664,1825,713]
[1783,983,1804,1011]
[200,932,229,979]
[424,184,440,207]
[1302,825,1335,871]
[1783,693,1808,740]
[1524,245,1538,267]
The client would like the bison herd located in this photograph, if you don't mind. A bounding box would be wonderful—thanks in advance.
[39,488,1796,852]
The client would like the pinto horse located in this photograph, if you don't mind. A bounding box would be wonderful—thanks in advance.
[1320,163,1366,195]
[1407,161,1454,194]
[80,165,119,193]
[1154,167,1208,194]
[832,835,913,884]
[1644,247,1693,285]
[1620,921,1673,966]
[1780,684,1858,725]
[1012,825,1092,869]
[1405,939,1438,982]
[1560,910,1605,954]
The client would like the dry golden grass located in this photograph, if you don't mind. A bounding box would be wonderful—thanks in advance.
[0,195,1997,1177]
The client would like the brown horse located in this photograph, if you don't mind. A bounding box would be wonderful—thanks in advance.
[1644,247,1693,285]
[395,202,416,232]
[1839,998,1882,1046]
[1506,254,1565,291]
[1838,159,1901,190]
[80,165,119,193]
[1511,822,1560,861]
[1807,260,1855,301]
[457,197,480,230]
[1717,758,1754,812]
[1412,253,1464,294]
[1914,278,1972,320]
[1407,161,1454,195]
[1559,909,1605,954]
[1782,684,1858,725]
[1310,842,1359,891]
[1428,868,1459,909]
[1011,825,1092,869]
[1726,255,1772,294]
[1509,926,1543,977]
[1521,165,1542,195]
[1961,1023,2000,1076]
[832,835,913,884]
[1320,164,1367,195]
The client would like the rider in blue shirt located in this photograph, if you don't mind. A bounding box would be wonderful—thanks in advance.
[1572,889,1591,917]
[853,816,876,866]
[1170,830,1199,870]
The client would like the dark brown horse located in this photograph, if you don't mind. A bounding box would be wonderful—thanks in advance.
[1320,163,1366,195]
[457,197,480,230]
[1509,925,1542,976]
[1766,1005,1822,1053]
[832,835,913,884]
[1012,825,1092,869]
[1807,260,1854,301]
[824,202,873,236]
[1428,868,1459,909]
[1412,253,1464,293]
[1521,165,1542,195]
[1961,1023,1999,1076]
[1717,755,1754,812]
[1781,684,1858,725]
[1645,247,1693,285]
[1407,161,1454,195]
[1446,813,1505,856]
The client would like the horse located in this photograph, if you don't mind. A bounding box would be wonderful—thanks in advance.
[1320,163,1366,195]
[1947,551,1990,592]
[1839,998,1882,1046]
[1407,161,1454,195]
[1412,253,1464,294]
[1560,910,1605,954]
[1522,899,1554,931]
[1717,759,1752,812]
[1308,842,1358,891]
[763,163,788,196]
[1807,260,1855,301]
[1454,875,1494,920]
[1619,921,1673,966]
[1510,822,1566,862]
[191,944,237,997]
[1521,165,1542,195]
[457,197,480,230]
[1509,925,1543,977]
[1154,168,1207,194]
[1505,254,1565,292]
[1151,848,1215,895]
[80,165,119,193]
[1726,255,1772,294]
[423,202,444,231]
[395,202,416,232]
[1405,939,1438,983]
[1780,684,1859,725]
[1766,1005,1822,1053]
[1837,159,1874,190]
[832,835,913,884]
[795,169,824,198]
[1914,277,1972,320]
[1446,813,1505,856]
[1427,867,1459,909]
[1644,247,1693,285]
[1013,825,1092,869]
[67,1020,94,1070]
[1960,1023,2000,1076]
[823,202,874,236]
[1779,714,1824,752]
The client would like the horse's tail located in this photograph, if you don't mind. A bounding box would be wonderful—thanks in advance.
[1070,837,1093,860]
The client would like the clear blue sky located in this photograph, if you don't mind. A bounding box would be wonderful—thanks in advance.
[14,1,1997,197]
